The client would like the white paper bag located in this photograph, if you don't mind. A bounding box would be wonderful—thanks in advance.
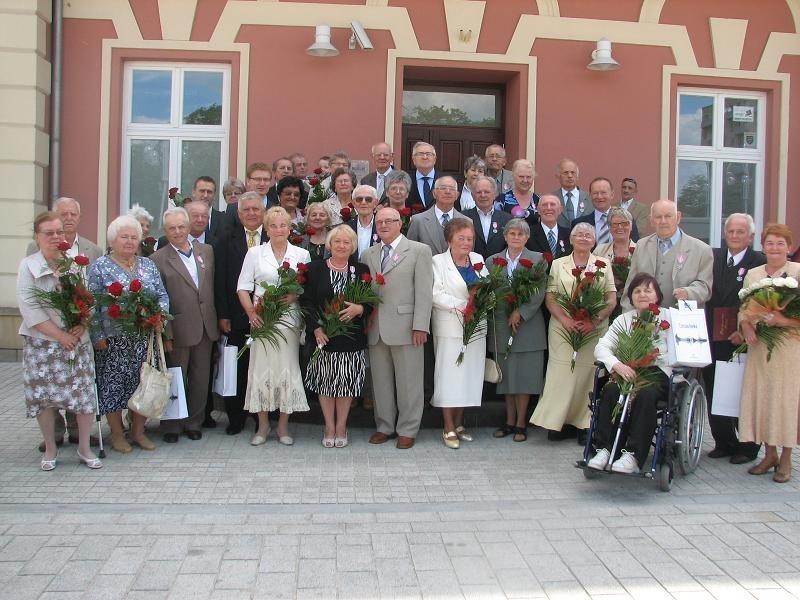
[212,336,238,397]
[711,355,747,418]
[161,367,188,420]
[665,305,712,367]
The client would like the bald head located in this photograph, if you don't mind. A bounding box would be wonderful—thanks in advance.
[650,199,681,239]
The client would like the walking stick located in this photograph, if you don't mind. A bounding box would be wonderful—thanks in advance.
[93,383,105,459]
[606,392,630,471]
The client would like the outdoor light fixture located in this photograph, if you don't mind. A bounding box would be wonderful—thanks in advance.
[587,38,620,71]
[306,24,339,57]
[349,21,373,50]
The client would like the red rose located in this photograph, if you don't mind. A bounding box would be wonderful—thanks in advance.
[309,178,320,186]
[574,308,589,321]
[375,273,386,285]
[411,203,425,214]
[57,240,71,252]
[398,207,411,217]
[74,255,90,266]
[472,263,484,272]
[506,293,517,304]
[296,262,309,273]
[296,274,307,285]
[340,207,352,220]
[129,279,142,292]
[168,187,179,199]
[145,236,156,246]
[571,267,582,277]
[648,303,660,315]
[304,226,316,235]
[659,320,671,330]
[107,304,121,319]
[291,236,303,244]
[282,261,291,269]
[361,273,372,283]
[108,281,124,297]
[518,258,533,269]
[613,256,627,265]
[493,257,508,266]
[313,168,323,175]
[594,259,607,268]
[542,252,553,263]
[583,271,596,280]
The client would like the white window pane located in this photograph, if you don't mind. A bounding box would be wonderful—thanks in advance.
[131,70,172,124]
[183,71,223,125]
[678,95,713,146]
[181,141,221,198]
[130,139,169,234]
[724,99,758,149]
[722,161,756,222]
[677,159,712,243]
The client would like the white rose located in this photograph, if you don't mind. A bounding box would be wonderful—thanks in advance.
[785,277,799,289]
[773,277,786,287]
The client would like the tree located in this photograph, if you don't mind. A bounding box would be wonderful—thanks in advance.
[184,103,222,125]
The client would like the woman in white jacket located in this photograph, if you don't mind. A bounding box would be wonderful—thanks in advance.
[431,218,489,449]
[590,273,672,474]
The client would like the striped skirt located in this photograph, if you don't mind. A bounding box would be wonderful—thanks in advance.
[304,349,366,398]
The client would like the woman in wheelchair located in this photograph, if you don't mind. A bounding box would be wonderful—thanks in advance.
[588,273,670,473]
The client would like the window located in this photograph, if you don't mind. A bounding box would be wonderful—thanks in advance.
[675,89,764,247]
[122,63,230,234]
[402,85,502,127]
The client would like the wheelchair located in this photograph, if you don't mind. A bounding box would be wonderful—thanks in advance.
[576,362,707,491]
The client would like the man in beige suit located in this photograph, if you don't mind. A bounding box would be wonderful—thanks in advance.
[151,207,219,442]
[363,207,433,449]
[618,177,651,237]
[622,199,713,310]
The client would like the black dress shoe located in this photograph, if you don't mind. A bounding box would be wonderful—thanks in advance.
[162,433,179,443]
[730,454,756,464]
[184,430,202,441]
[226,424,243,436]
[708,447,732,459]
[577,429,589,446]
[202,416,217,429]
[547,430,567,441]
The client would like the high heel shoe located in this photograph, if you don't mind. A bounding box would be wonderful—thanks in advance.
[77,450,103,469]
[41,454,57,471]
[748,457,779,475]
[773,468,792,483]
[334,432,349,448]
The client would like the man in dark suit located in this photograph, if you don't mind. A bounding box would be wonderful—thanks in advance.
[527,193,571,259]
[461,176,511,259]
[572,177,639,243]
[360,142,395,202]
[190,176,228,238]
[553,158,593,228]
[346,184,380,258]
[405,141,440,209]
[213,192,268,435]
[225,162,273,227]
[703,213,765,464]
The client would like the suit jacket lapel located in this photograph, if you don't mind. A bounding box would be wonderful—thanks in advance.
[383,238,409,275]
[167,246,198,290]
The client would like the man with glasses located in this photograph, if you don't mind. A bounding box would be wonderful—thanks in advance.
[573,177,639,247]
[225,162,273,226]
[407,176,466,256]
[362,207,433,449]
[360,142,395,202]
[484,144,514,194]
[346,185,380,258]
[618,177,651,237]
[406,141,440,209]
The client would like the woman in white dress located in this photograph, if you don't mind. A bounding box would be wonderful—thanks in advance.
[237,207,312,446]
[431,218,489,449]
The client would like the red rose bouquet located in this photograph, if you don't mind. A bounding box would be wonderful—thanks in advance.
[289,221,316,246]
[501,256,548,357]
[307,168,329,204]
[168,187,185,207]
[611,246,636,296]
[400,203,425,235]
[97,277,172,336]
[456,257,508,365]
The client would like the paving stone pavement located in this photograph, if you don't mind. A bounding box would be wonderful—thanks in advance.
[1,361,799,599]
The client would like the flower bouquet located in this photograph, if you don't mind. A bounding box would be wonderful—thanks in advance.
[140,236,157,256]
[310,270,383,365]
[611,246,636,293]
[240,261,307,357]
[501,257,548,358]
[307,168,329,204]
[289,221,316,246]
[736,275,800,360]
[98,278,172,336]
[399,204,424,235]
[168,187,185,207]
[456,257,508,365]
[554,259,609,371]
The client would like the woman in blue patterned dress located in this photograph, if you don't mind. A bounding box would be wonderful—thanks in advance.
[87,215,169,454]
[495,159,540,231]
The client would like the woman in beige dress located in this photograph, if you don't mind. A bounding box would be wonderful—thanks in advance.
[531,222,617,444]
[738,223,800,483]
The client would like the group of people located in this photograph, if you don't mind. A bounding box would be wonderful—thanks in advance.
[17,142,800,484]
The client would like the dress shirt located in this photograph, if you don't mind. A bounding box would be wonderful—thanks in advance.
[657,228,683,254]
[727,248,747,267]
[189,231,206,244]
[433,206,454,225]
[621,198,634,210]
[458,186,476,211]
[541,222,558,242]
[505,249,521,277]
[380,235,402,269]
[594,209,610,242]
[357,217,375,258]
[562,187,580,216]
[376,167,393,197]
[245,225,264,248]
[415,170,435,204]
[477,207,493,240]
[172,243,199,287]
[65,237,80,258]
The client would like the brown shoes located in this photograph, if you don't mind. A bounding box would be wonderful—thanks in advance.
[368,431,395,444]
[748,457,779,475]
[773,469,791,483]
[396,436,415,449]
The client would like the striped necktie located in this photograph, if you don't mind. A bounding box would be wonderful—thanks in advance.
[547,230,557,254]
[381,244,391,271]
[597,212,610,244]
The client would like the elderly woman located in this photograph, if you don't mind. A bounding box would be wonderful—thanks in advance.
[431,219,490,449]
[276,176,305,223]
[128,204,155,256]
[531,222,617,443]
[495,159,540,226]
[384,171,413,210]
[594,206,637,320]
[88,215,169,453]
[17,212,102,470]
[456,155,486,212]
[323,168,357,226]
[223,177,246,205]
[488,219,547,443]
[738,224,800,483]
[301,225,372,447]
[590,273,670,473]
[237,207,312,446]
[301,202,332,261]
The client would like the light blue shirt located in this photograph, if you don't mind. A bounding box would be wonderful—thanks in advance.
[415,170,435,205]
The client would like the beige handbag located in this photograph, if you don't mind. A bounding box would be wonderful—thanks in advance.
[484,311,503,384]
[128,332,173,418]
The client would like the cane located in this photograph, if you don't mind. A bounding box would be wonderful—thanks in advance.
[93,383,105,459]
[606,392,630,471]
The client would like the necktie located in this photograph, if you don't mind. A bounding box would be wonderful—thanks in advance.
[247,230,258,248]
[659,239,671,255]
[377,173,384,198]
[441,213,450,227]
[727,256,734,268]
[598,213,610,244]
[422,176,432,206]
[547,230,557,254]
[381,244,391,271]
[565,191,574,222]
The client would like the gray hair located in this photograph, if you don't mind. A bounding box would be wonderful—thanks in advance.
[607,206,632,224]
[353,184,378,200]
[238,191,263,208]
[222,177,245,197]
[305,201,332,223]
[53,197,80,213]
[412,141,436,156]
[325,223,357,252]
[464,155,486,173]
[107,214,143,244]
[512,159,536,176]
[650,199,677,217]
[473,175,498,195]
[433,176,457,190]
[163,206,189,225]
[725,212,755,235]
[385,170,411,192]
[570,221,596,241]
[503,218,531,238]
[127,203,153,224]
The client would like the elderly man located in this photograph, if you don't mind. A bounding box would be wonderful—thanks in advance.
[703,213,765,463]
[619,177,651,237]
[289,152,309,179]
[363,207,433,449]
[346,184,379,258]
[406,142,440,209]
[622,199,713,310]
[484,144,513,194]
[214,192,269,435]
[553,158,593,228]
[360,142,395,200]
[406,176,465,256]
[151,208,219,443]
[461,176,511,259]
[527,193,572,259]
[573,177,639,244]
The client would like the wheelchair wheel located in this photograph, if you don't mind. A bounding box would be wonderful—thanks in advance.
[676,379,707,476]
[658,462,673,491]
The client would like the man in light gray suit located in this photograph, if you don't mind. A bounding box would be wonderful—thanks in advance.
[552,158,593,228]
[363,207,433,449]
[407,176,466,255]
[622,199,713,310]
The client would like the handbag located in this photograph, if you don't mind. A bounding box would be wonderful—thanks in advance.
[160,366,188,420]
[484,311,503,384]
[128,331,173,419]
[710,355,747,418]
[665,303,712,368]
[212,335,238,397]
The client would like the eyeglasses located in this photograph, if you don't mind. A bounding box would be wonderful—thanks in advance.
[486,154,505,159]
[375,219,401,226]
[39,230,65,237]
[435,186,457,192]
[353,197,375,203]
[413,152,435,158]
[572,233,594,240]
[610,221,631,228]
[248,177,271,182]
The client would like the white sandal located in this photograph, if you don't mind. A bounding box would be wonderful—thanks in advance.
[77,450,103,469]
[41,455,57,471]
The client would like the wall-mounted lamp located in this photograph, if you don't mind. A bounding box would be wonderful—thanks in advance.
[349,21,373,50]
[306,24,339,57]
[587,38,620,71]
